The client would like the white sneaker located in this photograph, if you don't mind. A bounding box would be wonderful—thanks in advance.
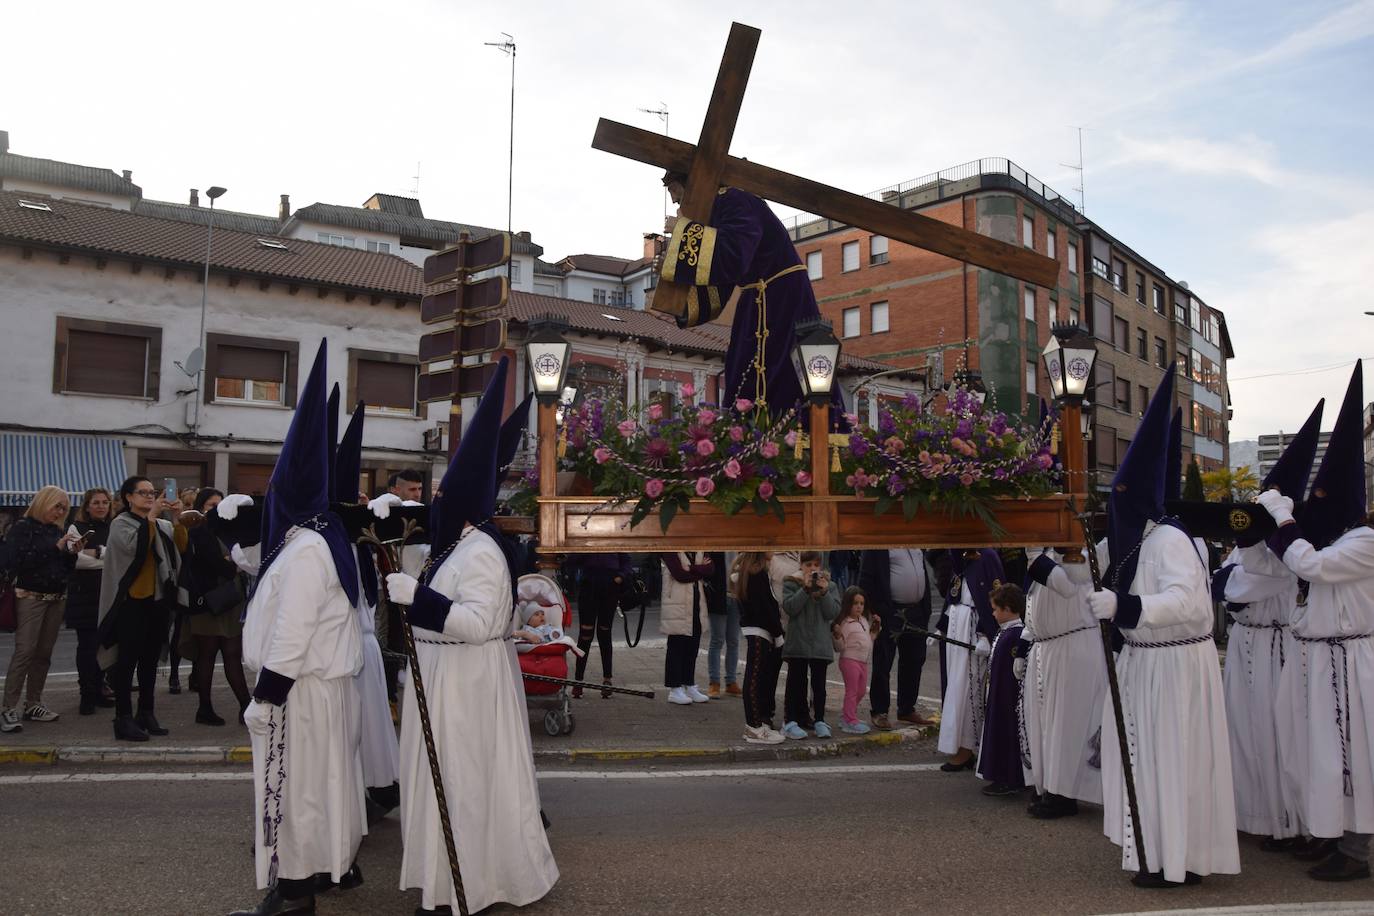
[0,708,21,733]
[667,686,693,705]
[23,703,59,723]
[744,724,785,745]
[685,685,711,703]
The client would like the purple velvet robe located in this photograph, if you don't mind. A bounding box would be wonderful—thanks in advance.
[977,620,1030,787]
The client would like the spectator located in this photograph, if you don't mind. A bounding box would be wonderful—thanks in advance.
[704,551,740,698]
[660,552,713,705]
[98,476,183,742]
[568,553,631,698]
[834,586,876,735]
[735,552,784,744]
[180,488,250,726]
[780,551,841,739]
[1,486,81,732]
[66,488,114,715]
[387,469,424,502]
[166,489,196,695]
[859,548,937,729]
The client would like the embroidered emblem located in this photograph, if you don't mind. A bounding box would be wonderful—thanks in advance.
[1229,509,1251,532]
[679,222,705,269]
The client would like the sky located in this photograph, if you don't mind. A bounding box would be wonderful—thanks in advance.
[3,0,1372,441]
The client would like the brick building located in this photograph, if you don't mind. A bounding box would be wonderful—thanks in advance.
[787,157,1235,485]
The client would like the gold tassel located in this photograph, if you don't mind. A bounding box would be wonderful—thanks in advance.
[1049,421,1060,457]
[794,432,807,460]
[831,442,841,473]
[557,424,568,459]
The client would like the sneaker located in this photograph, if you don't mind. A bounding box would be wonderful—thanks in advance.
[667,686,693,705]
[22,703,59,723]
[743,724,785,745]
[813,721,833,739]
[725,683,742,697]
[707,682,721,699]
[870,713,893,730]
[781,721,807,740]
[840,720,872,735]
[0,708,21,733]
[685,685,711,703]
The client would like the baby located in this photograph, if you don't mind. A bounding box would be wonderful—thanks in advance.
[514,601,563,645]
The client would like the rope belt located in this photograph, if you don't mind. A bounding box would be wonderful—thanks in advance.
[414,635,515,647]
[1122,633,1214,649]
[1294,632,1372,797]
[740,262,807,411]
[1033,624,1097,643]
[1234,619,1288,672]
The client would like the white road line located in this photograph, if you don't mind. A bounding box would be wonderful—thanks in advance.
[0,762,947,786]
[1099,905,1374,916]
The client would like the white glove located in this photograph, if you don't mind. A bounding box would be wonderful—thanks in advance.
[230,543,261,577]
[1256,489,1295,525]
[1013,657,1027,680]
[368,493,403,519]
[926,636,937,649]
[401,499,423,507]
[217,493,254,521]
[387,572,419,605]
[243,699,274,737]
[974,636,991,658]
[1024,547,1046,561]
[1088,590,1118,621]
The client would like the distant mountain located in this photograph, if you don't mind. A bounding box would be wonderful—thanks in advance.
[1230,439,1258,470]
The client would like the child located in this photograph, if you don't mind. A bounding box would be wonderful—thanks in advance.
[513,601,562,645]
[976,582,1031,797]
[833,586,875,735]
[735,552,785,745]
[781,551,842,739]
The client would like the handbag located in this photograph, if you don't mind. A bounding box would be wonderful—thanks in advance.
[196,576,244,616]
[618,575,649,647]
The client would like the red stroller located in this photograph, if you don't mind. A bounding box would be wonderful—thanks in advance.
[515,573,580,736]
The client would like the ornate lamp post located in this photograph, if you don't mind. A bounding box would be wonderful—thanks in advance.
[525,316,572,511]
[1041,322,1096,493]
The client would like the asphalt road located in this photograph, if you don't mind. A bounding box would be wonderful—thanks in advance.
[2,750,1372,916]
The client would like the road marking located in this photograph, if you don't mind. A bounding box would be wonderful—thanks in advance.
[0,762,947,786]
[1099,905,1374,916]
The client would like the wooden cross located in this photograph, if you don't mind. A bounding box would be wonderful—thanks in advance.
[592,21,1060,321]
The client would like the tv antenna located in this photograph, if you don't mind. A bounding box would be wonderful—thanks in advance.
[638,103,670,222]
[1060,126,1089,213]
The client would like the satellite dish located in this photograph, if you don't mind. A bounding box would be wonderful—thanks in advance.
[183,347,204,376]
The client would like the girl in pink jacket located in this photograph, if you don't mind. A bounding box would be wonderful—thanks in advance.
[833,586,877,734]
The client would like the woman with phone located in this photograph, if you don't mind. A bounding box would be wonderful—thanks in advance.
[180,488,250,725]
[66,488,114,715]
[1,486,82,733]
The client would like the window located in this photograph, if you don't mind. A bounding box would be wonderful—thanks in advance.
[1139,385,1149,415]
[1113,316,1129,352]
[1136,328,1147,360]
[1024,288,1036,321]
[213,346,286,405]
[366,240,392,254]
[1091,257,1109,280]
[352,351,419,416]
[1096,360,1115,403]
[1069,305,1080,325]
[1192,350,1203,383]
[1068,242,1078,274]
[610,289,626,307]
[1096,425,1117,469]
[842,307,861,338]
[1115,378,1131,413]
[1026,360,1037,395]
[1209,314,1221,345]
[317,232,355,247]
[842,241,860,272]
[510,260,521,282]
[1152,284,1166,315]
[1092,297,1113,343]
[1174,294,1188,325]
[869,235,888,266]
[18,199,52,212]
[1047,229,1056,260]
[54,317,160,399]
[1134,272,1145,304]
[1022,214,1034,248]
[870,301,889,334]
[1177,347,1191,377]
[592,288,607,305]
[1111,258,1126,291]
[806,250,822,280]
[1190,301,1202,332]
[1155,337,1168,369]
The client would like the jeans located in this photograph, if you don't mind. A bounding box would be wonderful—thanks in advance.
[743,635,782,727]
[870,602,931,716]
[109,597,170,717]
[74,624,104,703]
[784,658,829,727]
[707,596,741,686]
[3,595,65,709]
[838,657,869,725]
[574,572,619,681]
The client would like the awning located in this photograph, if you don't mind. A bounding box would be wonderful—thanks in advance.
[0,433,128,507]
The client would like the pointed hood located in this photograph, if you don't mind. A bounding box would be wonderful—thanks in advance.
[1299,363,1366,548]
[258,339,359,605]
[1266,399,1325,501]
[334,400,378,607]
[429,357,510,563]
[327,383,341,504]
[1165,408,1183,502]
[1107,366,1175,590]
[494,392,534,502]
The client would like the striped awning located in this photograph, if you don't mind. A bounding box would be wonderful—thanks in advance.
[0,433,128,507]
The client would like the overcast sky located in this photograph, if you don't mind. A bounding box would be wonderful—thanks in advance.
[4,0,1371,442]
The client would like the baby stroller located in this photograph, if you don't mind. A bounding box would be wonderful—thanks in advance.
[515,573,580,737]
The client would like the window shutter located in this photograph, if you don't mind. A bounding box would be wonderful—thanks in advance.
[218,345,286,382]
[67,329,147,397]
[357,359,417,412]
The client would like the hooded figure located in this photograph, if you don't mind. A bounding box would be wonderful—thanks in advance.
[1256,362,1374,881]
[1088,367,1240,888]
[935,547,1005,763]
[232,339,366,916]
[1219,398,1323,849]
[384,357,559,913]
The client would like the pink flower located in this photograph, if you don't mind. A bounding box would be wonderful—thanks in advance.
[784,429,799,447]
[647,403,664,421]
[697,408,718,426]
[918,450,932,463]
[729,425,745,442]
[645,437,670,463]
[696,439,716,456]
[724,458,742,480]
[760,441,780,459]
[695,477,715,497]
[594,447,613,464]
[795,470,812,488]
[680,381,695,398]
[617,419,637,437]
[757,481,775,500]
[960,472,975,486]
[1037,452,1054,469]
[883,436,905,455]
[644,478,665,498]
[735,398,754,413]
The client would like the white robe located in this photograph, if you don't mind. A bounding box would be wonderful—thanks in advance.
[242,529,365,888]
[1023,552,1106,805]
[1221,544,1301,838]
[398,527,558,912]
[1100,522,1240,882]
[938,582,987,755]
[355,590,400,790]
[1268,525,1374,838]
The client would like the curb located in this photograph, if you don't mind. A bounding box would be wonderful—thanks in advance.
[0,727,933,768]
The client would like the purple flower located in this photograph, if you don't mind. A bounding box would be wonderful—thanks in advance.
[902,392,921,411]
[955,418,973,439]
[878,410,897,436]
[887,476,906,496]
[849,434,870,458]
[760,465,777,478]
[645,438,670,465]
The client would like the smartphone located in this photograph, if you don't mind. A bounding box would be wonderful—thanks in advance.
[162,477,177,501]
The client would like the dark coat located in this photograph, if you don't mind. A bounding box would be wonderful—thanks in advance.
[978,621,1031,787]
[64,517,110,628]
[179,525,238,612]
[857,549,933,623]
[4,517,76,595]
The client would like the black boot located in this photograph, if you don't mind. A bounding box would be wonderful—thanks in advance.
[168,674,181,695]
[311,862,364,893]
[196,706,227,726]
[414,907,453,916]
[367,782,400,814]
[113,715,149,742]
[227,886,316,915]
[1028,793,1078,819]
[135,710,169,736]
[80,699,96,716]
[1294,836,1340,861]
[1261,835,1300,852]
[1310,851,1372,882]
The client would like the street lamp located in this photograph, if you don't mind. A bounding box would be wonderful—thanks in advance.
[190,185,226,436]
[791,317,841,404]
[1041,321,1096,404]
[524,315,572,404]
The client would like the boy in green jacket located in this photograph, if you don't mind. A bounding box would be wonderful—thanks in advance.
[781,551,842,739]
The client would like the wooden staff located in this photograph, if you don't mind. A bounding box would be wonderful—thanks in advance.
[909,627,977,652]
[1073,497,1150,879]
[519,672,656,699]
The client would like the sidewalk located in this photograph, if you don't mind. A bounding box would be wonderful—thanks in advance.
[0,630,941,766]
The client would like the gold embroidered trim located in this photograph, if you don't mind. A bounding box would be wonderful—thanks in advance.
[661,217,690,283]
[685,287,700,327]
[695,225,717,287]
